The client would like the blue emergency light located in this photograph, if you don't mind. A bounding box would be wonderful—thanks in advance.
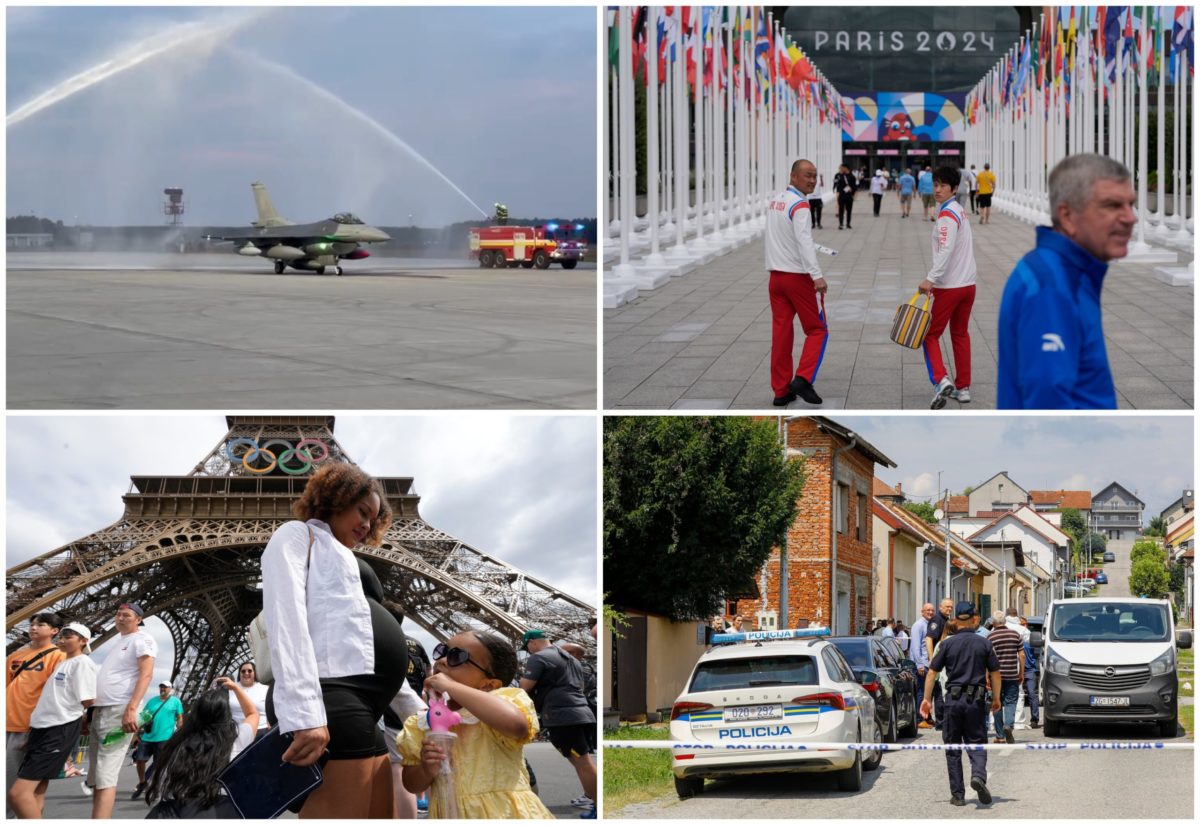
[711,627,830,644]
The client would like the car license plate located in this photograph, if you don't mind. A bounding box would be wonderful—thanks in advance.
[1090,696,1130,707]
[723,704,782,723]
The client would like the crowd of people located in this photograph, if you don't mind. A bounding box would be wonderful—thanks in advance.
[6,462,598,820]
[766,152,1135,411]
[872,600,1040,741]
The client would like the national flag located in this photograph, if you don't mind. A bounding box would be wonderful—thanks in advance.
[755,12,771,98]
[1173,6,1194,75]
[1104,7,1123,83]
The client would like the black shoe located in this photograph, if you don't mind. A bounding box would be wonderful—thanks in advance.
[950,794,966,807]
[772,392,796,407]
[1003,726,1015,744]
[131,783,146,801]
[847,224,852,229]
[971,777,992,805]
[838,225,843,230]
[788,376,823,405]
[1031,720,1041,729]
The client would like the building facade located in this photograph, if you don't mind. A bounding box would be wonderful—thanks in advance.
[747,417,896,636]
[1092,482,1145,541]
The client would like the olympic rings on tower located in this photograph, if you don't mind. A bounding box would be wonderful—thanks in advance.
[221,437,331,475]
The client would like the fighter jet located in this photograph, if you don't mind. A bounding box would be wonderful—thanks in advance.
[208,182,390,275]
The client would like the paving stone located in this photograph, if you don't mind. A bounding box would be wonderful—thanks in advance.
[605,203,1193,409]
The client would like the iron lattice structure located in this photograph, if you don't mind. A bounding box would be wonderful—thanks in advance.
[6,416,594,703]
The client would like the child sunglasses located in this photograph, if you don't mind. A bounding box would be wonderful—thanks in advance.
[432,642,496,679]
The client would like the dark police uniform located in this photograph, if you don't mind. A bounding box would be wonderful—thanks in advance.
[928,617,1000,803]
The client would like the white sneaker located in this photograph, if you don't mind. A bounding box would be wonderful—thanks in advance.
[930,377,955,410]
[81,780,93,796]
[571,796,595,809]
[953,387,971,403]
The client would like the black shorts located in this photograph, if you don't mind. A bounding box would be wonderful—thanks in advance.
[977,193,993,208]
[18,718,83,782]
[547,723,596,759]
[267,681,386,760]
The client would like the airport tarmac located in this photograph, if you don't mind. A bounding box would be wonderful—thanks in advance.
[7,252,596,409]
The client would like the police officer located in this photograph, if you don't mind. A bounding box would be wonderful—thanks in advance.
[920,601,1002,807]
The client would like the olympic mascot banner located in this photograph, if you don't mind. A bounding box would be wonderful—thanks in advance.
[842,92,966,142]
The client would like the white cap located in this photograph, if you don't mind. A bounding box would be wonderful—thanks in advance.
[159,681,172,688]
[62,623,92,653]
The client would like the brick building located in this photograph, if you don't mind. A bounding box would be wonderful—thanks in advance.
[736,417,896,636]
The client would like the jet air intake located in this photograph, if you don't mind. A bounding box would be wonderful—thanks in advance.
[237,243,262,256]
[265,244,306,261]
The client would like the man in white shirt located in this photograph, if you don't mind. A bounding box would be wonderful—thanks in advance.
[870,171,886,216]
[9,623,97,819]
[87,603,156,819]
[765,158,827,407]
[918,166,977,410]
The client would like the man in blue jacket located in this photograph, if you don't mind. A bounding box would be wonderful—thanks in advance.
[997,154,1135,409]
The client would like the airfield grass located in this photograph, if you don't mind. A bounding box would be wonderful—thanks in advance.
[1179,647,1194,700]
[603,725,673,812]
[1179,705,1193,737]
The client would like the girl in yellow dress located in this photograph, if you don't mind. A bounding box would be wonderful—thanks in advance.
[398,630,553,819]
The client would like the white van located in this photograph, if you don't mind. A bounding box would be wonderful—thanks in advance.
[1039,598,1192,737]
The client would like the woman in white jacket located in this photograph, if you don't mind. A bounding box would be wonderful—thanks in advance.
[262,461,408,818]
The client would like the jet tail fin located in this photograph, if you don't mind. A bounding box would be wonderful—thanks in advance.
[250,182,293,227]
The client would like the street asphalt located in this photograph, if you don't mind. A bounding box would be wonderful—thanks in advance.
[608,721,1193,818]
[604,197,1194,410]
[7,253,596,409]
[35,740,587,819]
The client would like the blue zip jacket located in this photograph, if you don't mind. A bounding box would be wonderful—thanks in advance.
[997,226,1116,409]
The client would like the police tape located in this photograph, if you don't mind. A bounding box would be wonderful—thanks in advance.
[603,740,1195,752]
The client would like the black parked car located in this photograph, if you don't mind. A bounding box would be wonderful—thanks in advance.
[828,636,919,741]
[878,635,922,716]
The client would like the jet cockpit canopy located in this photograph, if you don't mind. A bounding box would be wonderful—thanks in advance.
[333,212,365,225]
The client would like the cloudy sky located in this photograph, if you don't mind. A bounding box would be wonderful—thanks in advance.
[6,6,596,226]
[7,414,597,682]
[843,415,1193,517]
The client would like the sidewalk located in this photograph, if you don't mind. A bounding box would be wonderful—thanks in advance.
[604,197,1194,410]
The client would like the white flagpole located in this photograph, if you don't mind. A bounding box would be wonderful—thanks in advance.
[617,7,634,270]
[1130,5,1151,252]
[1153,9,1167,231]
[1169,48,1189,241]
[646,8,662,258]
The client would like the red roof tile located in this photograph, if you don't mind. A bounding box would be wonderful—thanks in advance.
[1029,490,1092,510]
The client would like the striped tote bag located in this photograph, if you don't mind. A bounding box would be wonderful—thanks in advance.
[890,293,932,349]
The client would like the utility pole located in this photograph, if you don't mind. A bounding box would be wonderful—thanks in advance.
[941,471,951,604]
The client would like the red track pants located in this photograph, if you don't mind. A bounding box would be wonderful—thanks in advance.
[922,284,975,388]
[769,271,828,397]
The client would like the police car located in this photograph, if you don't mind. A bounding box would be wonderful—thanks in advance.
[669,628,881,797]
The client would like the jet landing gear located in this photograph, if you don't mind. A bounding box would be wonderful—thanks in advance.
[336,266,343,276]
[274,260,285,274]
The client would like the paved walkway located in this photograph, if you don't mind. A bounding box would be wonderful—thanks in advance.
[604,197,1193,409]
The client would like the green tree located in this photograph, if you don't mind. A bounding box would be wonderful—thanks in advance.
[604,417,806,621]
[1129,557,1170,599]
[1130,539,1166,567]
[1144,515,1166,537]
[1059,508,1086,544]
[1079,531,1107,555]
[902,502,938,524]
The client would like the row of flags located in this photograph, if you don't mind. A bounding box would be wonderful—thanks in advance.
[608,7,853,134]
[968,6,1193,125]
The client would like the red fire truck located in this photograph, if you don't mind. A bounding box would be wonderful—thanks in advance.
[468,223,586,270]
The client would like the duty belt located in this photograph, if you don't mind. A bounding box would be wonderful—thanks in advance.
[947,684,987,702]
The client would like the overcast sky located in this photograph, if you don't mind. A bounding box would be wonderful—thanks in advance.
[6,6,596,226]
[7,414,597,684]
[842,415,1193,518]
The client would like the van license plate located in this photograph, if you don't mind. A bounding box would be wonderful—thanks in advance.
[724,704,782,723]
[1090,696,1130,707]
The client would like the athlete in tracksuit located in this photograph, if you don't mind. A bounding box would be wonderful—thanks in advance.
[996,226,1117,409]
[920,167,976,410]
[766,159,827,406]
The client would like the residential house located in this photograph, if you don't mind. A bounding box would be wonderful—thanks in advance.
[1092,482,1145,541]
[1160,490,1194,528]
[964,510,1060,614]
[747,417,897,636]
[966,471,1030,517]
[1029,489,1092,517]
[873,477,907,505]
[1165,513,1194,627]
[872,496,923,626]
[874,499,998,623]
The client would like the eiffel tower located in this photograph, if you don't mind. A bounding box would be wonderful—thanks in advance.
[6,416,594,702]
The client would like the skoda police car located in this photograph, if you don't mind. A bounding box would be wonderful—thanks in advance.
[669,628,881,797]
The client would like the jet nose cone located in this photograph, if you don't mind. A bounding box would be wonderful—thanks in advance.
[362,227,390,243]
